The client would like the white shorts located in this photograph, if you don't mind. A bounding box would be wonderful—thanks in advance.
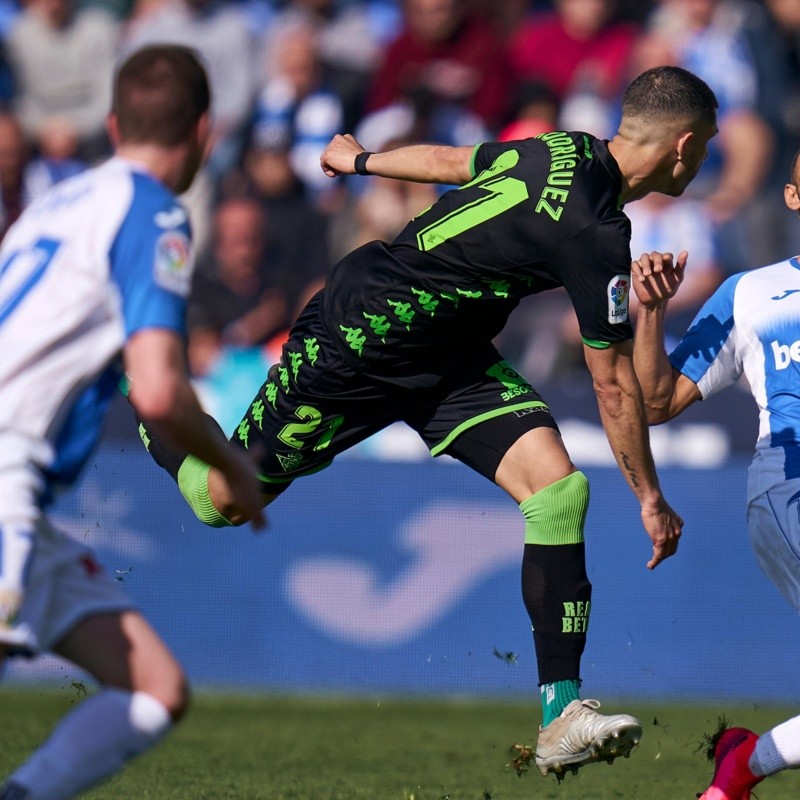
[748,480,800,614]
[0,516,134,655]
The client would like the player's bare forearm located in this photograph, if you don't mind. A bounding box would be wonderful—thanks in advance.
[586,342,683,568]
[126,329,266,527]
[631,249,701,423]
[320,133,474,185]
[136,380,229,470]
[633,304,677,424]
[592,363,662,506]
[137,387,266,529]
[126,331,231,471]
[633,306,702,423]
[365,144,473,185]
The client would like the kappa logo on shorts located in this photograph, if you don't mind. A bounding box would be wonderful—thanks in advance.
[277,452,304,472]
[607,274,630,324]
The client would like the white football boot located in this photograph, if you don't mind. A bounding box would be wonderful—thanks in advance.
[535,699,642,779]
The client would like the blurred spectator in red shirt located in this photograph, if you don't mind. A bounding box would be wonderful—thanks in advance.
[497,79,559,142]
[365,0,511,132]
[509,0,639,106]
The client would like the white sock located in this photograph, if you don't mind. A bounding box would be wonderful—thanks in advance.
[9,689,172,800]
[749,713,800,777]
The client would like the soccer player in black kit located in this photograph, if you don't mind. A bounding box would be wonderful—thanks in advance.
[146,65,718,779]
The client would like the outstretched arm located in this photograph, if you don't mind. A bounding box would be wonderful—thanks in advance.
[583,340,683,570]
[320,133,474,186]
[125,329,266,529]
[631,251,702,423]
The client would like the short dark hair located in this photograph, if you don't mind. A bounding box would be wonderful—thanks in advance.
[112,45,210,147]
[790,148,800,184]
[621,66,718,128]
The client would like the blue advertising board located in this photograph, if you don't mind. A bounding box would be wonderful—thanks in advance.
[7,447,798,704]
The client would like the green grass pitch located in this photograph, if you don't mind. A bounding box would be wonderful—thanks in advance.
[0,690,797,799]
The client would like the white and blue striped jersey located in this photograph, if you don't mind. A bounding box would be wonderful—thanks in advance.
[670,258,800,501]
[0,157,194,521]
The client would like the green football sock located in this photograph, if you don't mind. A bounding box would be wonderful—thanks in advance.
[177,456,233,528]
[540,679,580,727]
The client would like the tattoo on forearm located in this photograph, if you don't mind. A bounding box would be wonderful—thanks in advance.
[620,451,640,488]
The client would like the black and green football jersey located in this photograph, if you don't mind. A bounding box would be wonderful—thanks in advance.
[321,132,633,384]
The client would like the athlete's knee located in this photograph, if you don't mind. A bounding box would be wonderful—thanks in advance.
[161,673,191,722]
[520,471,590,545]
[134,662,191,722]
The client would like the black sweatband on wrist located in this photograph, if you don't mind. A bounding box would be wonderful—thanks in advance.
[354,151,373,175]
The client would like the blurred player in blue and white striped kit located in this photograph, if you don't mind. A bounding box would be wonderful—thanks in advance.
[632,150,800,800]
[0,45,264,800]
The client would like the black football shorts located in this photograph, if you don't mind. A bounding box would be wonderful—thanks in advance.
[231,294,558,488]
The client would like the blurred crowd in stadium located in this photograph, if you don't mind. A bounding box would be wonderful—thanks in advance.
[1,0,798,405]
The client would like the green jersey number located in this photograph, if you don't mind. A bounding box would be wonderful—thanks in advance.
[278,405,344,452]
[416,149,529,252]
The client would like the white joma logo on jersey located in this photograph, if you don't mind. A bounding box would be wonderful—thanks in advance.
[771,339,800,369]
[154,207,186,228]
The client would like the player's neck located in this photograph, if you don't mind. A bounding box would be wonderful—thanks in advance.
[114,142,191,194]
[607,136,671,204]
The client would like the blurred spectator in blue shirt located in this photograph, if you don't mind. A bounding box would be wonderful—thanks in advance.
[750,0,800,260]
[627,192,722,343]
[254,15,344,210]
[265,0,401,131]
[635,0,774,273]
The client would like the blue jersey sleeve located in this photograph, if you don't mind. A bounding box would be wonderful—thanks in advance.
[669,272,745,391]
[109,172,193,339]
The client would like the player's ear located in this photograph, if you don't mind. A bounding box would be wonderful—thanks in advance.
[195,111,212,158]
[675,130,694,163]
[106,113,121,148]
[785,182,800,213]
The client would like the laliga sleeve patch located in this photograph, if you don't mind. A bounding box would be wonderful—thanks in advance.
[153,230,192,297]
[607,274,630,324]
